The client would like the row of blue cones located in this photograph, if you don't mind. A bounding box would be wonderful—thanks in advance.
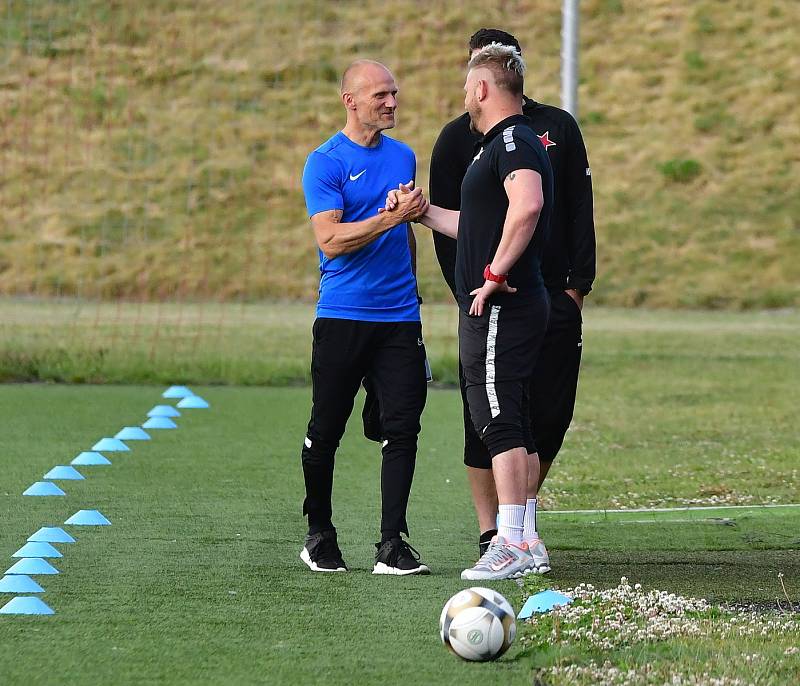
[0,515,111,615]
[2,385,210,616]
[21,386,209,497]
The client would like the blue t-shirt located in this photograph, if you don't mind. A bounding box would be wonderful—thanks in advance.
[302,132,420,322]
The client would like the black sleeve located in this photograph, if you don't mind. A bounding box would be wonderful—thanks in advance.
[429,123,467,211]
[429,121,469,297]
[493,132,546,183]
[562,115,596,295]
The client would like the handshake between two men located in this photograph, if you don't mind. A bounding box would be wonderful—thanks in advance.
[379,181,518,316]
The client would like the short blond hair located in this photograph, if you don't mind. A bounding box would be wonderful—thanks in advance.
[467,42,525,96]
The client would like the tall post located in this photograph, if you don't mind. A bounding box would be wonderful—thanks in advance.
[561,0,579,118]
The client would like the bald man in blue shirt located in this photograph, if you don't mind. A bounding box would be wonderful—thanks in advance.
[299,60,430,576]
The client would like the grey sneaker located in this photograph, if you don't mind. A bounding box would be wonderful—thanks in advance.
[461,536,533,581]
[524,538,551,575]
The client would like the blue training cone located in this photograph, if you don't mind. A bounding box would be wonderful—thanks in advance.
[23,482,65,497]
[517,590,574,619]
[43,465,84,480]
[0,597,54,615]
[177,395,209,409]
[147,405,180,418]
[114,427,151,441]
[71,452,111,466]
[65,510,111,526]
[163,385,193,398]
[142,417,177,429]
[5,558,59,575]
[28,527,75,544]
[13,542,62,559]
[0,574,44,593]
[91,438,129,452]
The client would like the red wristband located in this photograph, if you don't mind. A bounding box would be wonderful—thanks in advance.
[483,264,507,284]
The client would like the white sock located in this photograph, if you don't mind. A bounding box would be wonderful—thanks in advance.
[523,498,538,540]
[497,504,525,543]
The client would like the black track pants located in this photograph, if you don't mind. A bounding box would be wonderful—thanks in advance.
[301,318,427,538]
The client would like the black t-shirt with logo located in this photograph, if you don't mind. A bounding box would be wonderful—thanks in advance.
[430,97,595,297]
[454,114,553,311]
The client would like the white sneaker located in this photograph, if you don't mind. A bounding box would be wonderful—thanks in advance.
[461,536,533,581]
[524,538,551,575]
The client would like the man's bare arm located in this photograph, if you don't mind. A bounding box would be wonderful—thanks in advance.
[312,210,393,259]
[418,204,460,239]
[381,183,458,239]
[488,169,543,275]
[312,187,426,259]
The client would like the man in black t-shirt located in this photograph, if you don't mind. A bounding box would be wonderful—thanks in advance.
[384,43,553,580]
[430,29,596,571]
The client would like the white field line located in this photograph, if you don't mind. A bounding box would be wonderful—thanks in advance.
[544,503,800,515]
[615,519,733,525]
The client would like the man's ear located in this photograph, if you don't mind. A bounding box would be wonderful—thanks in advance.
[477,79,488,102]
[342,92,356,110]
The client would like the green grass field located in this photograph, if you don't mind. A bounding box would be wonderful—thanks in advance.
[3,1,800,680]
[1,381,798,685]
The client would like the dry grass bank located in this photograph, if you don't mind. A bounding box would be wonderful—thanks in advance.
[1,0,798,308]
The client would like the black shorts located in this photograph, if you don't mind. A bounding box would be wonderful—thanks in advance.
[463,289,582,468]
[459,295,549,459]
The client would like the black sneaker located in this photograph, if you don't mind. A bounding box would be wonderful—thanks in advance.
[479,529,498,558]
[372,537,430,576]
[300,530,348,572]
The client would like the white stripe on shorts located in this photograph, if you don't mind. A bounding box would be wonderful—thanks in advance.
[486,305,501,418]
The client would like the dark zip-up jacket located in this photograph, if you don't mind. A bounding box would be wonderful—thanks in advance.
[430,96,596,296]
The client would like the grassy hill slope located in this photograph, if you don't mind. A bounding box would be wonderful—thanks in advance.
[1,0,798,308]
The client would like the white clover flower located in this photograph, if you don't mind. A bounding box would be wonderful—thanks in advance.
[524,577,800,655]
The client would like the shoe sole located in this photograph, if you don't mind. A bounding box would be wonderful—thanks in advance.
[300,547,347,573]
[460,568,528,581]
[523,565,552,576]
[372,562,430,576]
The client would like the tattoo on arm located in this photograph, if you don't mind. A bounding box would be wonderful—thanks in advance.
[509,173,516,181]
[330,210,342,223]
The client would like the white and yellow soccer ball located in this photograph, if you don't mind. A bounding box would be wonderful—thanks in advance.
[439,587,516,661]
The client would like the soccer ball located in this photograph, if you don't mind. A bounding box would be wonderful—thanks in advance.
[439,587,516,661]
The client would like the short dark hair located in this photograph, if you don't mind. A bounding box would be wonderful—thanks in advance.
[468,28,522,57]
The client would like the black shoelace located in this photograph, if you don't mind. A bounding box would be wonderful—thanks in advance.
[313,536,342,563]
[394,539,421,564]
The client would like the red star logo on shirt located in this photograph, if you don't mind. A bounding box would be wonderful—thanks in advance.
[538,131,556,150]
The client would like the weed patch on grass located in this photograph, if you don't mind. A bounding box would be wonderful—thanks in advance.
[521,578,800,685]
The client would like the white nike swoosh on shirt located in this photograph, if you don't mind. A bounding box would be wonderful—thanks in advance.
[349,170,366,181]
